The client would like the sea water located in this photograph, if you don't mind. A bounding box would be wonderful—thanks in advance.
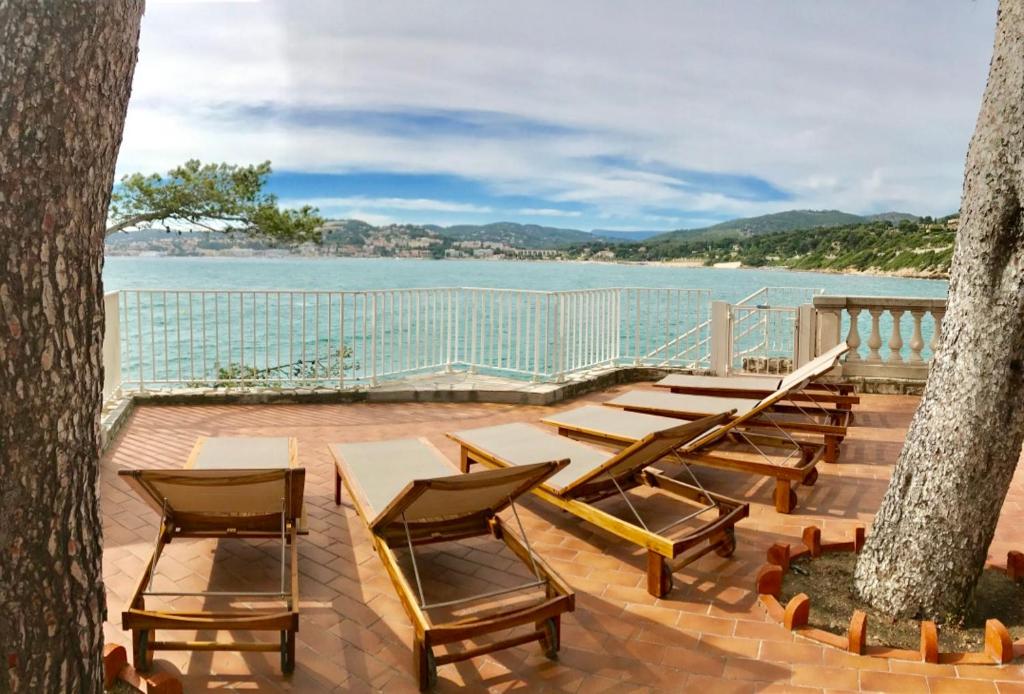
[104,256,949,301]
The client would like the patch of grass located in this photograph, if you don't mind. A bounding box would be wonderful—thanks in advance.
[780,553,1024,652]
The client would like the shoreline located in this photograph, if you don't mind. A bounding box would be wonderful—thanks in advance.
[104,252,949,281]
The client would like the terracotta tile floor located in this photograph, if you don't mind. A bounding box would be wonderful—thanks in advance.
[100,384,1024,692]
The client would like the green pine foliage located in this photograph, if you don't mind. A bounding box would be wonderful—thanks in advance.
[108,160,325,243]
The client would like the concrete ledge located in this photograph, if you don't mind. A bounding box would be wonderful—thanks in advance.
[123,367,693,406]
[99,366,697,447]
[841,376,928,396]
[100,395,135,454]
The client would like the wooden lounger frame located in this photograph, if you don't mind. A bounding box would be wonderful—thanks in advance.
[118,466,305,674]
[656,378,859,410]
[545,407,825,514]
[449,415,750,598]
[331,444,574,691]
[609,391,850,468]
[646,343,856,464]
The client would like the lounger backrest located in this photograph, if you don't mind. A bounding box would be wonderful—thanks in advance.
[779,342,850,391]
[118,468,306,532]
[681,342,851,451]
[560,412,732,496]
[371,461,564,537]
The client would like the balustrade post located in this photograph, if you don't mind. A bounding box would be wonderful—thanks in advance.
[866,309,883,363]
[339,293,346,388]
[532,293,541,382]
[469,290,478,375]
[710,300,732,376]
[370,293,378,386]
[795,304,816,367]
[887,309,905,364]
[102,291,122,403]
[908,309,925,363]
[815,307,841,357]
[554,293,565,383]
[845,308,862,362]
[445,288,454,373]
[633,290,642,366]
[931,309,945,356]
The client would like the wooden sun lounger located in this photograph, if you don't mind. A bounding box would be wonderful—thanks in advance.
[607,348,854,466]
[543,405,825,514]
[330,438,574,691]
[447,415,749,598]
[118,436,305,674]
[654,343,859,409]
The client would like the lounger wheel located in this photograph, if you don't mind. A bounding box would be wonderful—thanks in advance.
[541,618,560,660]
[803,468,819,486]
[280,630,296,674]
[714,528,737,558]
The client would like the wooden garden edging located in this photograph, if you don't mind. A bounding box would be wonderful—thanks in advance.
[755,527,1023,665]
[104,643,183,693]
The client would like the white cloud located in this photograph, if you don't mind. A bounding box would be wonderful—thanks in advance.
[119,0,998,223]
[515,208,582,218]
[333,210,396,226]
[287,197,493,214]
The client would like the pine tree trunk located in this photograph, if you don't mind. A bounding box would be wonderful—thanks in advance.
[854,0,1024,621]
[0,2,143,691]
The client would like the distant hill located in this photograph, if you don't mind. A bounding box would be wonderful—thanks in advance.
[438,222,596,248]
[863,212,920,224]
[648,209,888,245]
[319,219,378,245]
[592,229,663,241]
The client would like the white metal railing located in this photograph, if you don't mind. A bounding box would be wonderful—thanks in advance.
[729,287,822,373]
[626,287,712,368]
[98,287,956,399]
[111,287,712,391]
[730,305,799,374]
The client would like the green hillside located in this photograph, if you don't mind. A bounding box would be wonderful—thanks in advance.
[701,220,954,275]
[648,209,898,245]
[565,217,957,277]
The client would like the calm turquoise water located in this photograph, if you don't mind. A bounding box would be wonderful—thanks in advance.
[103,257,949,301]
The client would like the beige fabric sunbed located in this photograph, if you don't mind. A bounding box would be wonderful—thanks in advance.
[447,415,749,598]
[119,436,304,674]
[543,405,824,513]
[654,343,858,408]
[330,438,574,690]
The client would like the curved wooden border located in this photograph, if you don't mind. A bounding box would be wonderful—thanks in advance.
[755,525,1022,665]
[104,643,183,693]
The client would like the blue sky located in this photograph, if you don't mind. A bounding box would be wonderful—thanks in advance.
[121,1,998,231]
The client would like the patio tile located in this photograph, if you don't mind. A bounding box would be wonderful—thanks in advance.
[98,389,1024,691]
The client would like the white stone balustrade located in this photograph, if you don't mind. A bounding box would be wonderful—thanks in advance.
[812,296,947,380]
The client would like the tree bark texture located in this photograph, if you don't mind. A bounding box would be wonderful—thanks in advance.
[854,0,1024,621]
[0,2,143,691]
